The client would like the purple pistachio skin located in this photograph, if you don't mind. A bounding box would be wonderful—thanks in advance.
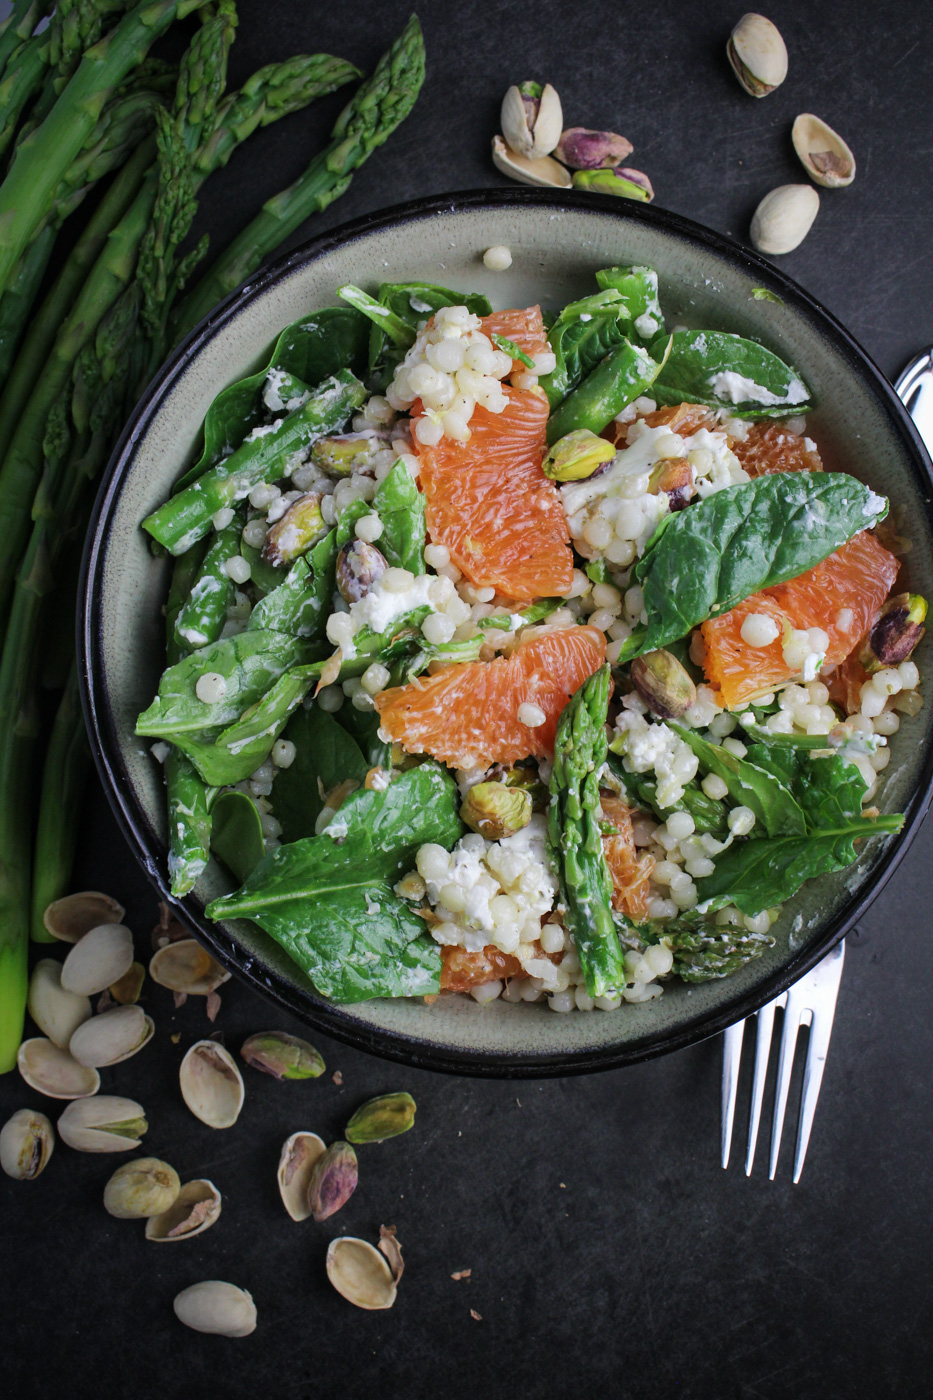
[554,127,634,170]
[307,1141,358,1222]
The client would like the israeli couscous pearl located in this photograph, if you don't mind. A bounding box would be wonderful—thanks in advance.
[195,672,226,704]
[271,739,296,768]
[355,513,384,543]
[316,685,343,712]
[225,555,251,584]
[421,612,456,645]
[483,245,512,271]
[701,773,729,800]
[361,663,391,696]
[666,811,696,840]
[518,702,547,728]
[728,805,756,836]
[740,612,780,648]
[212,506,235,531]
[898,660,920,689]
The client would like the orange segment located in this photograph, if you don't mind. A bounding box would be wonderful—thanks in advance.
[600,794,654,922]
[702,531,899,707]
[481,305,550,373]
[731,421,823,477]
[440,946,524,991]
[374,625,606,769]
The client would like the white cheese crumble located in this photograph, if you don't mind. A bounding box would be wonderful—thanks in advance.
[707,370,809,407]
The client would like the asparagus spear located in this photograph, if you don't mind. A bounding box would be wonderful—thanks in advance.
[30,663,91,943]
[0,0,50,82]
[0,225,56,381]
[172,13,426,340]
[172,512,242,649]
[0,32,49,161]
[0,0,202,299]
[547,664,627,998]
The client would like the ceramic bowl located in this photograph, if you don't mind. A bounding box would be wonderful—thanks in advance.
[80,189,933,1076]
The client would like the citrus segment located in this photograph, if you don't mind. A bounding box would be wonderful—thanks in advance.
[440,945,524,991]
[374,625,606,769]
[701,530,899,707]
[828,652,868,715]
[480,305,550,373]
[600,794,654,922]
[731,421,823,477]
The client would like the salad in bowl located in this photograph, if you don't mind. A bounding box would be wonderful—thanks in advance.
[135,260,922,1018]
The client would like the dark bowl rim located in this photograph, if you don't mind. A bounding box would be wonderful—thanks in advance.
[79,186,933,1079]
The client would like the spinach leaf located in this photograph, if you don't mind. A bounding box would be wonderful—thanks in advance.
[546,336,669,443]
[539,289,632,408]
[335,498,371,548]
[247,530,337,640]
[180,668,318,788]
[210,790,266,884]
[620,472,889,661]
[367,282,492,375]
[273,706,370,841]
[335,703,392,768]
[174,307,370,493]
[669,724,807,838]
[651,329,813,416]
[206,764,464,1002]
[606,753,728,834]
[594,265,665,342]
[371,460,425,573]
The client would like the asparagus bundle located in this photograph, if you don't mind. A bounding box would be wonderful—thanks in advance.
[0,3,426,1072]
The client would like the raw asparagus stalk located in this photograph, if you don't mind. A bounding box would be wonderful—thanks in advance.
[171,13,426,340]
[0,32,49,160]
[30,663,91,943]
[0,0,50,82]
[0,225,56,381]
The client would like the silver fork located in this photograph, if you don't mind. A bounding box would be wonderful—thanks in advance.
[720,939,845,1183]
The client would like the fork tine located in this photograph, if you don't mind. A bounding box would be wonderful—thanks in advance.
[745,994,785,1176]
[768,982,808,1180]
[791,942,846,1183]
[721,1019,745,1168]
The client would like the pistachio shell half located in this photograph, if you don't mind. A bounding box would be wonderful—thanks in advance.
[346,1092,417,1145]
[492,135,571,189]
[57,1095,147,1152]
[60,923,134,996]
[146,1178,222,1240]
[17,1037,100,1100]
[727,13,788,97]
[277,1132,326,1221]
[179,1040,245,1129]
[148,938,229,995]
[104,1157,181,1218]
[0,1108,54,1180]
[43,891,125,943]
[750,184,820,255]
[500,81,562,159]
[791,113,855,188]
[173,1281,257,1337]
[109,961,145,1004]
[27,958,92,1048]
[307,1140,358,1221]
[326,1237,398,1310]
[240,1032,325,1080]
[69,1004,154,1068]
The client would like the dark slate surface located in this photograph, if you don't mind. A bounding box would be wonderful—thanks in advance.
[2,3,932,1397]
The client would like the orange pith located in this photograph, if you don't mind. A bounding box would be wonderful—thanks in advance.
[701,530,900,708]
[374,625,606,769]
[413,306,573,604]
[600,794,654,922]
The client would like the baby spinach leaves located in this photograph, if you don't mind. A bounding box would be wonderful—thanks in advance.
[206,764,463,1002]
[620,472,888,660]
[651,329,812,416]
[210,790,266,884]
[273,706,371,842]
[669,724,806,838]
[546,336,669,444]
[371,460,425,573]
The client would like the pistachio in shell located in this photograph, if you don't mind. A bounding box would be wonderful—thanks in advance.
[554,127,633,170]
[57,1095,147,1152]
[60,923,134,996]
[277,1132,326,1221]
[630,650,697,719]
[750,184,819,255]
[173,1281,257,1337]
[0,1108,54,1180]
[307,1140,358,1221]
[241,1031,325,1081]
[860,593,926,673]
[727,13,788,97]
[104,1157,181,1219]
[148,938,229,995]
[500,80,562,159]
[109,961,145,1004]
[791,113,855,188]
[17,1037,100,1100]
[326,1236,398,1310]
[311,431,384,477]
[460,783,532,841]
[572,167,654,202]
[542,429,616,483]
[345,1091,417,1145]
[43,891,125,943]
[261,491,326,566]
[27,958,92,1048]
[69,1003,154,1069]
[491,135,571,190]
[146,1178,222,1240]
[179,1040,245,1129]
[335,538,388,604]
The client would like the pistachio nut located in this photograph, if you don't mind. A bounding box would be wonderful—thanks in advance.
[69,1003,154,1068]
[750,184,819,255]
[542,428,616,483]
[860,593,927,673]
[572,167,654,202]
[109,961,145,1004]
[17,1037,100,1100]
[500,80,562,159]
[57,1095,147,1152]
[0,1108,54,1180]
[240,1031,325,1081]
[335,538,388,604]
[148,938,229,995]
[179,1040,245,1129]
[60,923,134,996]
[791,113,855,188]
[146,1178,222,1240]
[307,1140,358,1221]
[727,13,788,97]
[554,127,633,170]
[326,1236,398,1310]
[103,1157,181,1219]
[310,431,385,477]
[491,135,572,190]
[27,958,92,1049]
[173,1281,257,1337]
[648,457,696,511]
[630,649,697,719]
[460,782,532,841]
[262,491,326,566]
[277,1131,326,1221]
[345,1092,417,1145]
[43,891,125,943]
